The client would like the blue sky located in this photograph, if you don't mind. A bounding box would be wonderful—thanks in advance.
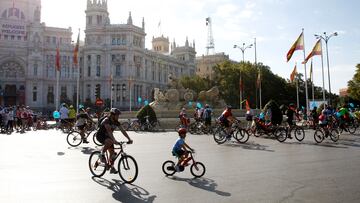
[41,0,360,95]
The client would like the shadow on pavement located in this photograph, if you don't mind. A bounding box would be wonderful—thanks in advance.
[167,176,231,197]
[223,141,275,152]
[92,177,157,202]
[282,140,348,149]
[67,146,98,154]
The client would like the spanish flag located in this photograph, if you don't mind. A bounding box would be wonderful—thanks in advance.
[73,32,80,65]
[303,39,322,64]
[290,64,297,83]
[56,43,60,71]
[286,32,304,62]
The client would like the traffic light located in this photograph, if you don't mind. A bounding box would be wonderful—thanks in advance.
[95,84,100,98]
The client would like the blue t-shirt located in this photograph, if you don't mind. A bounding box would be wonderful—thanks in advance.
[173,138,185,152]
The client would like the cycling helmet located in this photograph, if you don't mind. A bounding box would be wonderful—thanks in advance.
[178,128,187,134]
[110,108,121,115]
[227,105,232,109]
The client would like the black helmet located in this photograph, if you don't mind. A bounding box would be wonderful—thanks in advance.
[110,108,121,115]
[227,105,232,109]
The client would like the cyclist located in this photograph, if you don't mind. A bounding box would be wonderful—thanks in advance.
[75,107,94,143]
[68,105,76,126]
[172,128,194,172]
[286,103,299,138]
[218,105,236,139]
[179,107,190,128]
[96,108,133,174]
[203,104,213,127]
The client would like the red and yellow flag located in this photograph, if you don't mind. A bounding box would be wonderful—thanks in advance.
[73,32,80,65]
[303,39,322,64]
[245,99,251,111]
[286,32,304,62]
[56,43,60,71]
[290,64,297,82]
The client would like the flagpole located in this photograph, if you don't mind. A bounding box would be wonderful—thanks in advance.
[302,28,309,113]
[56,70,59,111]
[311,59,315,102]
[254,37,258,109]
[76,29,80,114]
[320,41,326,103]
[110,73,113,109]
[295,63,299,108]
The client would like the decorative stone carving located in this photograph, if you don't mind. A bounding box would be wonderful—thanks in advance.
[0,61,25,78]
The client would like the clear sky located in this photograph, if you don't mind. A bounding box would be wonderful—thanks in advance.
[41,0,360,95]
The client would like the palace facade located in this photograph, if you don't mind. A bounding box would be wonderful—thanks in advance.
[0,0,196,110]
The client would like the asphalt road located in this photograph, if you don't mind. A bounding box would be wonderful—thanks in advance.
[0,128,360,203]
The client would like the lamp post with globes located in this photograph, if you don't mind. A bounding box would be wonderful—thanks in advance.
[234,43,253,109]
[314,31,338,105]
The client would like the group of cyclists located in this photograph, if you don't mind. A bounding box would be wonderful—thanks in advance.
[0,105,37,133]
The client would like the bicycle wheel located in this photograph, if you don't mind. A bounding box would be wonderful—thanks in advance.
[348,124,357,135]
[89,151,107,177]
[92,133,103,146]
[121,121,130,131]
[131,121,141,132]
[314,129,324,143]
[275,128,287,142]
[213,128,227,144]
[330,128,340,142]
[66,131,82,147]
[162,160,176,176]
[118,155,138,184]
[188,123,197,134]
[190,162,206,178]
[294,127,305,142]
[234,128,250,143]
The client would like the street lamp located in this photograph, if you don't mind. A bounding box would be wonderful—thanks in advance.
[314,31,338,105]
[234,43,253,109]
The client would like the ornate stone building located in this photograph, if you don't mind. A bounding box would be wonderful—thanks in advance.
[0,0,196,110]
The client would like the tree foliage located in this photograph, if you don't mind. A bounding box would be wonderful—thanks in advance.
[348,64,360,101]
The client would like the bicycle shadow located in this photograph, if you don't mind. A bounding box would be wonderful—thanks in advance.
[166,176,231,197]
[223,141,275,152]
[67,146,97,155]
[92,177,156,202]
[282,140,348,149]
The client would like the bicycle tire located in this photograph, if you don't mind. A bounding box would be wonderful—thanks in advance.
[162,160,176,176]
[348,124,357,135]
[213,128,227,144]
[66,131,82,147]
[121,121,130,131]
[188,123,197,134]
[234,128,250,143]
[131,121,141,132]
[89,151,107,177]
[92,133,103,146]
[190,162,206,178]
[118,155,138,184]
[275,128,287,142]
[314,129,324,143]
[330,128,340,142]
[294,126,305,142]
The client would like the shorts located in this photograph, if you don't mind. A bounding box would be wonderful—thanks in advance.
[95,132,109,144]
[221,119,230,127]
[172,149,185,157]
[77,124,86,131]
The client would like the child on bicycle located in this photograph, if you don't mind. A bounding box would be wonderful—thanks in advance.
[172,128,194,172]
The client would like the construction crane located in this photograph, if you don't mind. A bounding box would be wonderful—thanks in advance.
[206,17,215,55]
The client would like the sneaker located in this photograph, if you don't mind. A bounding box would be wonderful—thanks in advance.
[110,167,118,174]
[175,165,180,172]
[83,139,89,144]
[226,135,231,140]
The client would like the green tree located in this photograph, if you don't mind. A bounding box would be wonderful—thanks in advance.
[180,75,213,93]
[348,64,360,101]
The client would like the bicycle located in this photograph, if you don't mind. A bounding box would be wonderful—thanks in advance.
[66,122,102,147]
[277,123,305,143]
[88,142,138,184]
[162,150,205,178]
[313,125,340,143]
[212,120,250,144]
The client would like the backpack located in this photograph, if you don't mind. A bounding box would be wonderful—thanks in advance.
[203,108,211,119]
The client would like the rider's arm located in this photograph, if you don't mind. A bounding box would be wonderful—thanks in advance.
[183,142,194,152]
[117,122,132,143]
